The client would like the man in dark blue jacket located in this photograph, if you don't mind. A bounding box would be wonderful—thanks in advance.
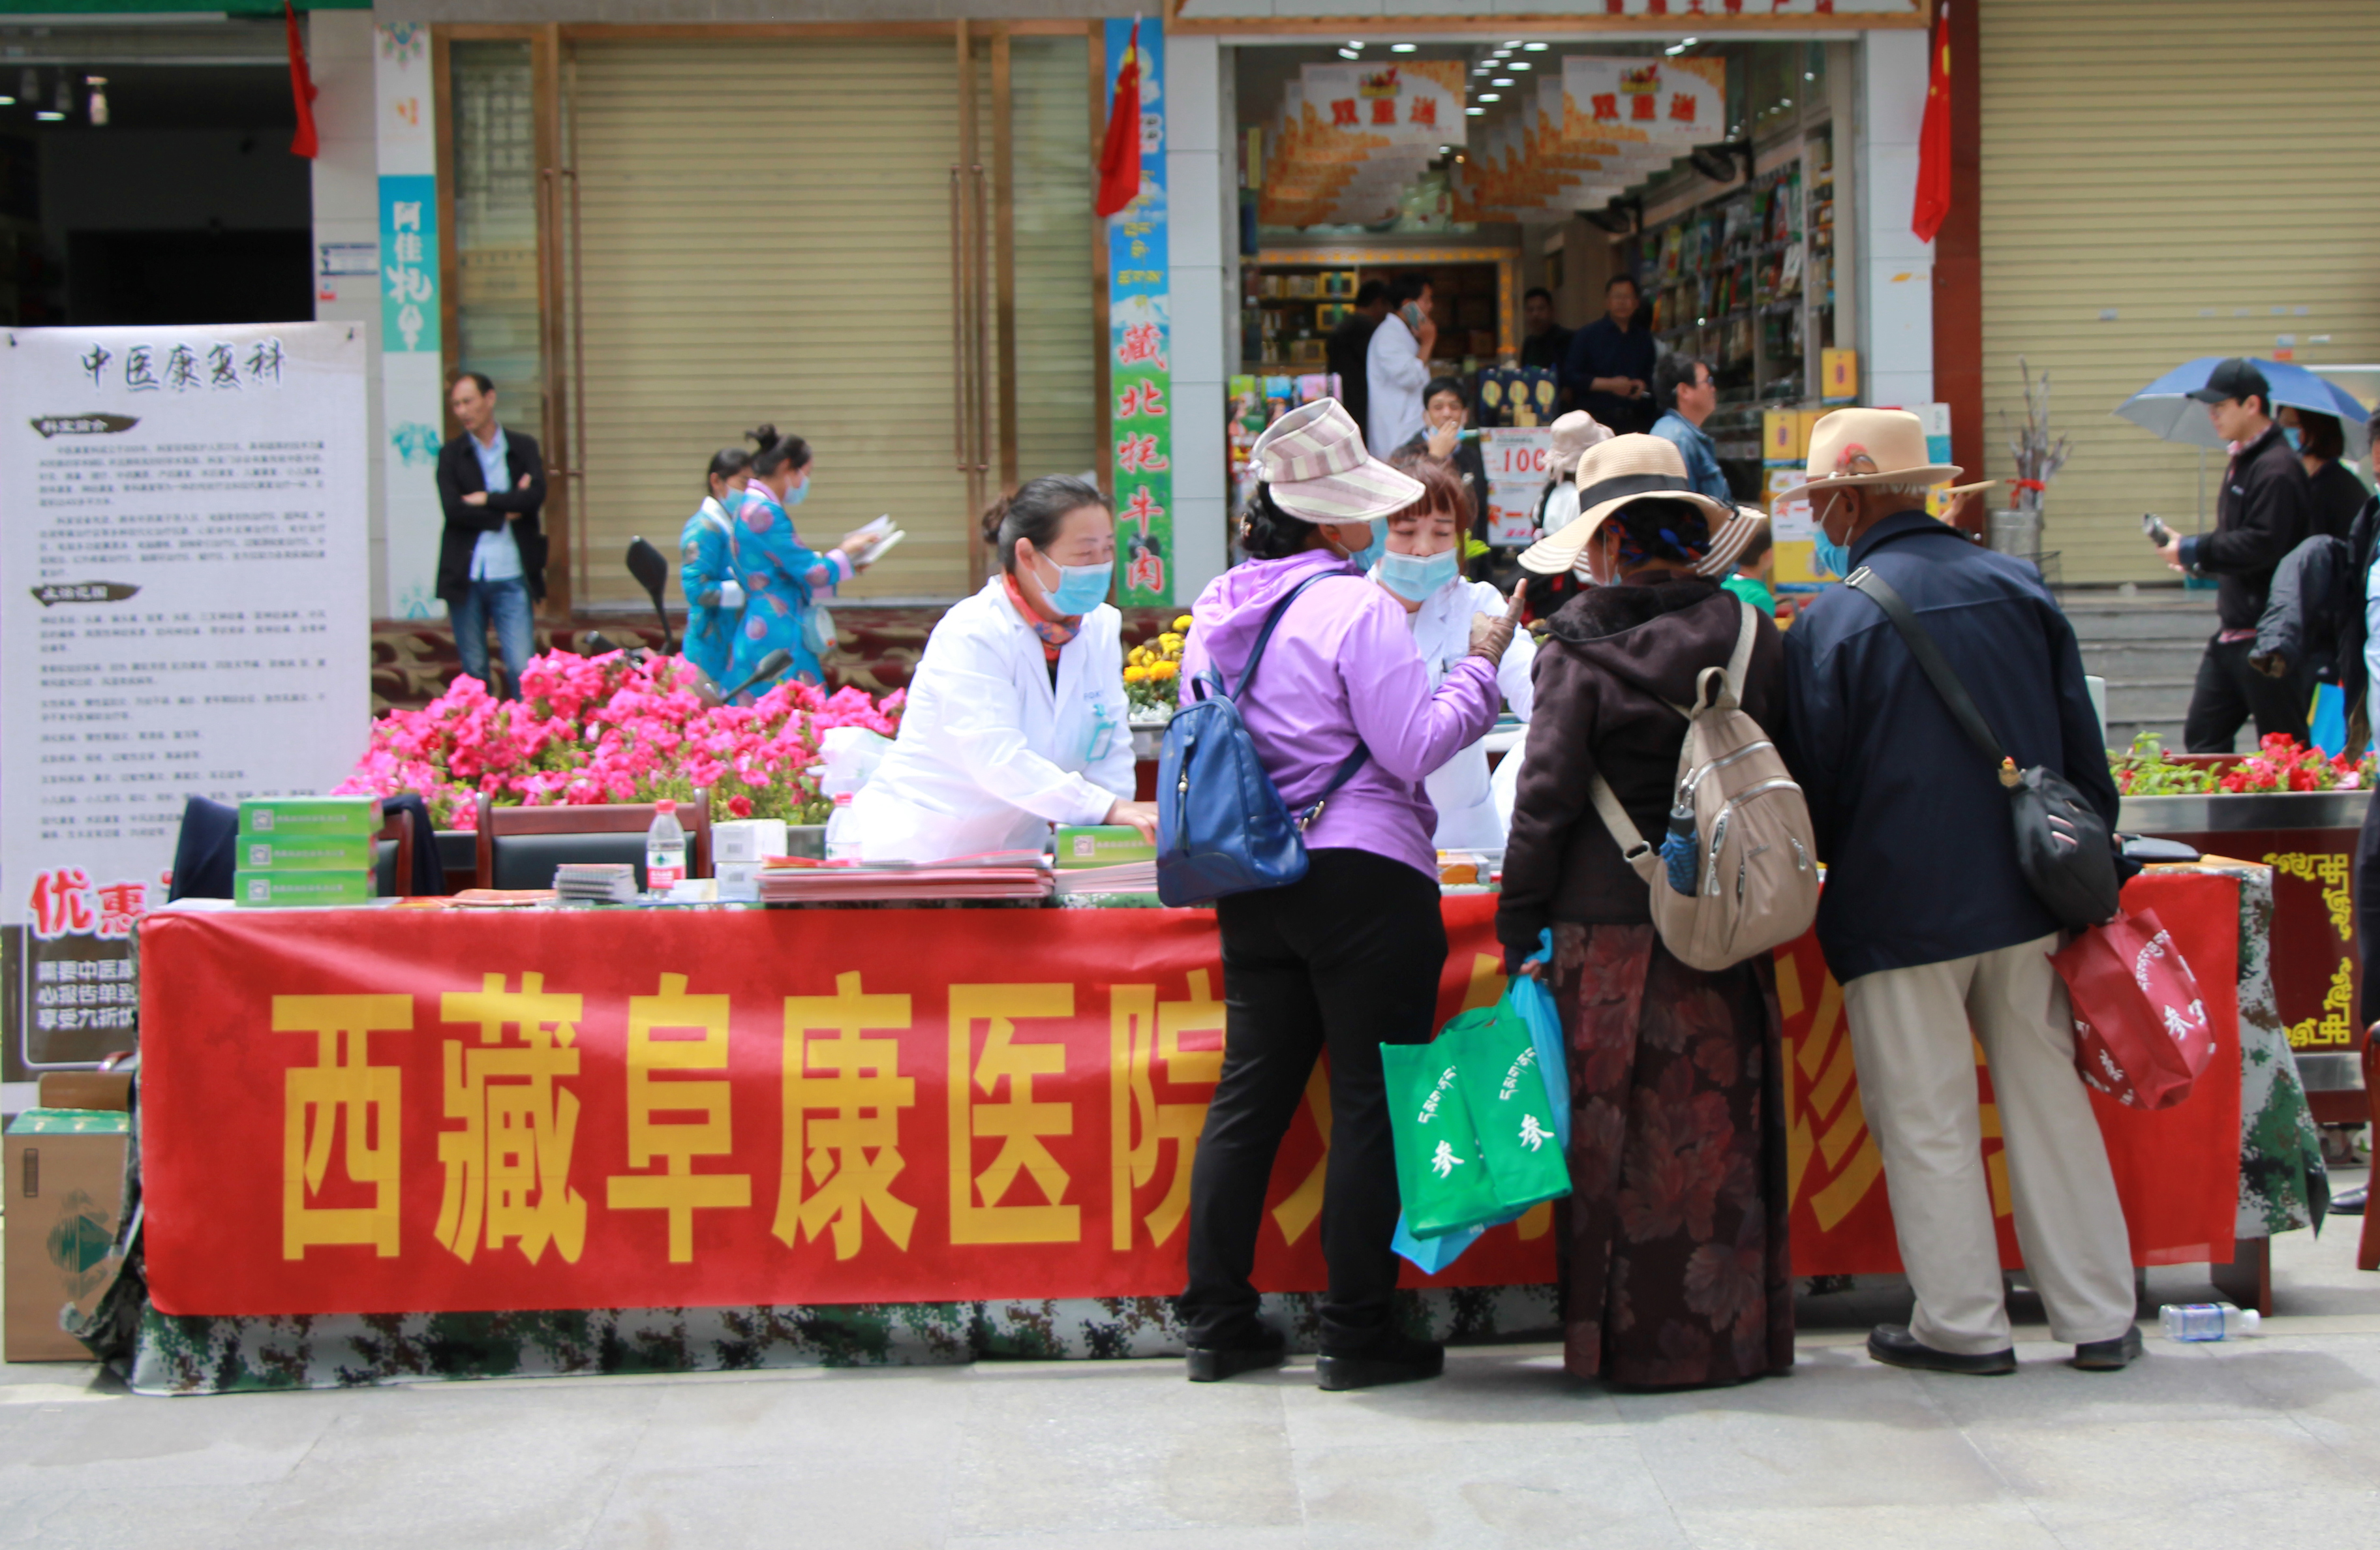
[1782,410,2141,1378]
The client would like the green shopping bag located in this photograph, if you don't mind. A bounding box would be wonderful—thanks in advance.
[1379,1040,1505,1239]
[1442,1002,1573,1213]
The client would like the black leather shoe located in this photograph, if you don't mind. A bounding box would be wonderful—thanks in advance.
[2071,1324,2145,1371]
[1185,1328,1285,1383]
[2329,1184,2367,1216]
[1315,1332,1445,1391]
[1866,1324,2015,1376]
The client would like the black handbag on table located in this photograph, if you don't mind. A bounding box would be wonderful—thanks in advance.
[1845,566,2120,929]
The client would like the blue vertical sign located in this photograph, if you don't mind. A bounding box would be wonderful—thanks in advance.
[378,174,440,355]
[1106,18,1171,607]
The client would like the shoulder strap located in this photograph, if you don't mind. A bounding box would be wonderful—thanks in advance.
[1842,565,2009,768]
[1588,773,1652,857]
[1691,595,1761,714]
[1228,572,1335,701]
[1214,570,1374,825]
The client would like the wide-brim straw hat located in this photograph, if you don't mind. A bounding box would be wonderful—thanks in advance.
[1775,407,1962,506]
[1549,410,1611,471]
[1251,398,1426,524]
[1692,505,1769,579]
[1519,434,1734,576]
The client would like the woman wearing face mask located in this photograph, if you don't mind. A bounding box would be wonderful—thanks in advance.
[1499,432,1794,1390]
[847,476,1153,864]
[1175,399,1521,1393]
[2278,407,2366,543]
[679,446,752,687]
[724,425,877,697]
[1373,451,1536,850]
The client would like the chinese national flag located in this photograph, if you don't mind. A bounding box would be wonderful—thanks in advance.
[284,0,320,159]
[1094,22,1141,219]
[1911,0,1951,242]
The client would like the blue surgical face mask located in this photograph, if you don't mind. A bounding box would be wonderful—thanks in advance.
[1377,547,1461,603]
[1035,554,1113,616]
[1809,496,1852,580]
[2283,426,2304,453]
[1343,518,1388,573]
[784,475,810,506]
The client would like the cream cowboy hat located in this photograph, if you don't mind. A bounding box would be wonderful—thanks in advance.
[1549,410,1611,472]
[1250,398,1426,524]
[1775,407,1961,506]
[1692,505,1770,579]
[1519,433,1733,577]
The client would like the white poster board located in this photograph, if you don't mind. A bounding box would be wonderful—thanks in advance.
[1482,427,1554,548]
[1,322,370,1069]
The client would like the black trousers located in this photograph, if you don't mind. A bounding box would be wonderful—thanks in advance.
[1180,847,1447,1353]
[2183,635,2308,753]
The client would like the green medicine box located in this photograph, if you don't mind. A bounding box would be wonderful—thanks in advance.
[237,797,382,838]
[235,869,376,907]
[238,832,375,871]
[1053,825,1157,870]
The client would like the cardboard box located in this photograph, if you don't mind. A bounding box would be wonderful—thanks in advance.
[715,860,763,903]
[1761,409,1806,465]
[5,1106,130,1362]
[238,796,381,838]
[1820,349,1858,405]
[236,868,375,907]
[1054,825,1158,870]
[712,819,789,864]
[238,832,375,871]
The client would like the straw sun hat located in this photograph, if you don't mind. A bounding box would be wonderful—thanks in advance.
[1518,433,1733,577]
[1774,407,1961,507]
[1250,398,1426,524]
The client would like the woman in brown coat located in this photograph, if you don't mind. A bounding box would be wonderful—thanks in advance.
[1497,434,1795,1390]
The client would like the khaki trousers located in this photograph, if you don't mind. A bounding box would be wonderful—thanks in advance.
[1841,934,2135,1354]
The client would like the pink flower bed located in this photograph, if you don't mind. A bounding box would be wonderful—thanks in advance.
[335,651,905,829]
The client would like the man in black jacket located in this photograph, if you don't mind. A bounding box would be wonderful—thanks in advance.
[435,372,547,699]
[1783,409,2141,1376]
[2156,358,2312,750]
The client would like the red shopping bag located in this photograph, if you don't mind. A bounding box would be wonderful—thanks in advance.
[2048,907,2217,1110]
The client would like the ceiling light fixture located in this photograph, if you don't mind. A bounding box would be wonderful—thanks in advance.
[1664,42,1688,56]
[1509,61,1532,70]
[1523,41,1549,52]
[1390,42,1416,52]
[1478,92,1501,102]
[1465,106,1485,116]
[1493,78,1514,87]
[1501,38,1521,47]
[1337,46,1360,58]
[1804,71,1817,81]
[35,110,64,122]
[1347,39,1364,48]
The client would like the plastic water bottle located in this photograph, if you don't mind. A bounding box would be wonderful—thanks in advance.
[825,791,862,862]
[2159,1301,2260,1341]
[645,799,686,892]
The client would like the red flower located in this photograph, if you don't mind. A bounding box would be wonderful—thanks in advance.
[727,794,752,817]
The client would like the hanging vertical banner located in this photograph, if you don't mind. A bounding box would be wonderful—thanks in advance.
[0,323,371,1075]
[375,22,443,620]
[1106,18,1172,607]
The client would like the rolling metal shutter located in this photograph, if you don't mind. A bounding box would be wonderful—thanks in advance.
[570,38,973,605]
[1978,0,2380,584]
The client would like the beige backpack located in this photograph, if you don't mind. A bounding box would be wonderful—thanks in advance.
[1588,598,1819,971]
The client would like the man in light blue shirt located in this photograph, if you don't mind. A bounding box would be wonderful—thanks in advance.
[1650,354,1733,506]
[435,372,545,698]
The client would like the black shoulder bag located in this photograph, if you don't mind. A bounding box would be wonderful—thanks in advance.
[1844,566,2120,929]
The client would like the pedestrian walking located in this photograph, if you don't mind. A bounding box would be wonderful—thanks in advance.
[2152,358,2314,750]
[722,426,874,696]
[1498,433,1795,1390]
[679,446,752,687]
[1782,408,2142,1375]
[2279,406,2368,543]
[435,371,547,699]
[1176,399,1518,1392]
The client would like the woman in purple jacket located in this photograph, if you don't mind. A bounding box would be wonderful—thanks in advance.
[1176,399,1523,1392]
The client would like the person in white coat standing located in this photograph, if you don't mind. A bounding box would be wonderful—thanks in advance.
[1375,452,1534,850]
[851,476,1157,862]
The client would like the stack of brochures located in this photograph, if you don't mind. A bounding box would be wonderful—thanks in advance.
[553,863,639,904]
[756,851,1050,903]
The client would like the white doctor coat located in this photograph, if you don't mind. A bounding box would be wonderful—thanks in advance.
[849,579,1137,863]
[1400,576,1536,850]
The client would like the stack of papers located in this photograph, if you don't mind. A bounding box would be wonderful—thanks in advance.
[851,513,907,568]
[554,863,639,904]
[1050,860,1157,895]
[757,853,1050,903]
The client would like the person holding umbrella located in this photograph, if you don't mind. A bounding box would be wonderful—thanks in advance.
[2152,358,2314,751]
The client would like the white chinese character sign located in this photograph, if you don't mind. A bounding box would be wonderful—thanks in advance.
[1107,17,1172,607]
[0,324,371,1073]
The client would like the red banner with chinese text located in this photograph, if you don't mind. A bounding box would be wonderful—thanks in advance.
[1777,870,2242,1275]
[140,898,1554,1316]
[140,875,2245,1317]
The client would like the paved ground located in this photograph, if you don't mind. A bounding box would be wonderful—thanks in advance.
[0,1174,2372,1549]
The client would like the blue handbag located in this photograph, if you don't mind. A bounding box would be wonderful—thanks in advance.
[1155,573,1369,907]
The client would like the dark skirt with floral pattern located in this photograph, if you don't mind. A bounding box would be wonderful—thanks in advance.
[1551,921,1795,1388]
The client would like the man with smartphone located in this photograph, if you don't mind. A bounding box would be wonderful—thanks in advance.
[2152,358,2313,750]
[1364,273,1435,455]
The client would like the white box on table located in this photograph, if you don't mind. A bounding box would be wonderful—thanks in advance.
[713,819,788,863]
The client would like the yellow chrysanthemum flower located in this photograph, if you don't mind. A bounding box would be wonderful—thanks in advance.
[1150,660,1178,680]
[1173,615,1193,631]
[1123,664,1148,683]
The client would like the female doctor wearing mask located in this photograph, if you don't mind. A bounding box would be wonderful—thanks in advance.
[1373,451,1535,851]
[849,476,1156,862]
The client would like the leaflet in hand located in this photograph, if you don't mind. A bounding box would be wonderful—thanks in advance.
[852,514,906,567]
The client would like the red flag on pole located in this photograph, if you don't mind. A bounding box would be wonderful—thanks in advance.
[1094,20,1142,219]
[1910,0,1951,242]
[284,0,320,159]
